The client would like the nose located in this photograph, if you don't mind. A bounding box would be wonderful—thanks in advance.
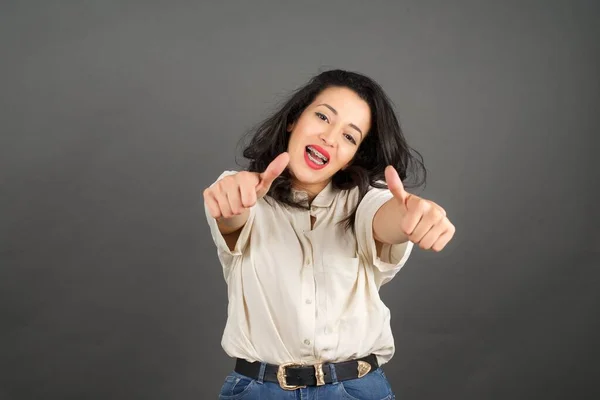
[319,130,336,147]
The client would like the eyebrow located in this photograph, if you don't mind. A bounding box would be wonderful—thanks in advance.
[318,103,363,138]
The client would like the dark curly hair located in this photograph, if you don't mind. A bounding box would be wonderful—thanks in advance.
[238,69,426,231]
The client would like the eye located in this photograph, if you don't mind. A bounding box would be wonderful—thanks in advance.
[315,112,329,123]
[343,133,357,145]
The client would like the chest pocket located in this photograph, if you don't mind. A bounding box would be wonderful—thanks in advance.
[321,254,363,331]
[322,254,360,280]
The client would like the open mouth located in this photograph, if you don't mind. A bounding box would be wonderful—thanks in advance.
[305,145,329,166]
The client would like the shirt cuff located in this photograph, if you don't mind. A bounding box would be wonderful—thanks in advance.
[204,171,256,257]
[356,187,414,272]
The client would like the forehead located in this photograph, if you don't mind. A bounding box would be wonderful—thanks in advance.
[311,86,371,131]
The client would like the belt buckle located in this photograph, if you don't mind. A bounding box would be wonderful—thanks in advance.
[277,362,326,390]
[277,362,306,391]
[314,363,326,386]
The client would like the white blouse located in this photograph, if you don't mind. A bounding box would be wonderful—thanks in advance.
[204,171,413,367]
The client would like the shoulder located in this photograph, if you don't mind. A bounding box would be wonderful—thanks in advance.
[338,181,390,204]
[355,182,394,219]
[214,170,238,181]
[205,170,239,188]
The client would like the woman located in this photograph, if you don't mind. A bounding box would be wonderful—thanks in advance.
[203,69,455,399]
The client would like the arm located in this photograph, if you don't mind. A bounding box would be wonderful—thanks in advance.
[217,211,250,251]
[217,210,251,235]
[354,183,414,287]
[203,153,290,251]
[373,198,410,245]
[374,166,455,252]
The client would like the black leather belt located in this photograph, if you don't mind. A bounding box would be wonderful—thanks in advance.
[234,354,379,390]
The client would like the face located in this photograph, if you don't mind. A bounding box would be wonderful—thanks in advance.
[286,86,371,196]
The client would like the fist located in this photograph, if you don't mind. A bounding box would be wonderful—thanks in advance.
[204,152,290,219]
[385,166,455,252]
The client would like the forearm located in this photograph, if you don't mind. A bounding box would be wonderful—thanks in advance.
[373,198,409,245]
[216,209,250,235]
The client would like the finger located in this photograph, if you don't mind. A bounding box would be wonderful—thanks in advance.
[408,207,445,243]
[226,186,243,215]
[431,225,455,252]
[215,192,233,219]
[400,199,427,235]
[257,152,290,191]
[203,190,222,219]
[417,218,449,250]
[239,182,257,208]
[385,166,409,206]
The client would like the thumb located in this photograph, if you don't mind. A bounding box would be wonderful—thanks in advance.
[385,165,410,207]
[256,152,290,196]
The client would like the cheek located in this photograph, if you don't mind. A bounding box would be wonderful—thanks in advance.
[290,122,318,145]
[336,146,357,166]
[287,130,303,149]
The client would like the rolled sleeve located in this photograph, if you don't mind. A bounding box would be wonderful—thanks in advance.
[203,171,256,276]
[355,186,413,285]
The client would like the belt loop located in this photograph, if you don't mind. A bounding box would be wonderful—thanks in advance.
[329,363,339,384]
[257,362,267,384]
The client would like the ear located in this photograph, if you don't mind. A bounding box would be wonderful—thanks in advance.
[287,121,295,132]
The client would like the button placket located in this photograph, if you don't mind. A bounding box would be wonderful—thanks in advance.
[300,216,316,358]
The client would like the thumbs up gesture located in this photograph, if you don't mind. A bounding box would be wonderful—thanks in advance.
[204,152,290,220]
[384,165,455,251]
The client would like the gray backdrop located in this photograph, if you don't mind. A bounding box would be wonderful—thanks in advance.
[1,1,598,399]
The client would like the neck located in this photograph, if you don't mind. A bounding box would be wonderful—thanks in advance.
[291,180,329,201]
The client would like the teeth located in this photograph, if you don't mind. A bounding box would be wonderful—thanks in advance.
[307,152,324,165]
[307,146,328,162]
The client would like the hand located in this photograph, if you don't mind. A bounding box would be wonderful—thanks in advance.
[385,165,455,251]
[204,152,290,219]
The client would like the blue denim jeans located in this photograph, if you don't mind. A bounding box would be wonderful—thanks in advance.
[218,364,396,399]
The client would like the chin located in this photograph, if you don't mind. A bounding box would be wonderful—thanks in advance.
[288,149,339,185]
[289,165,333,186]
